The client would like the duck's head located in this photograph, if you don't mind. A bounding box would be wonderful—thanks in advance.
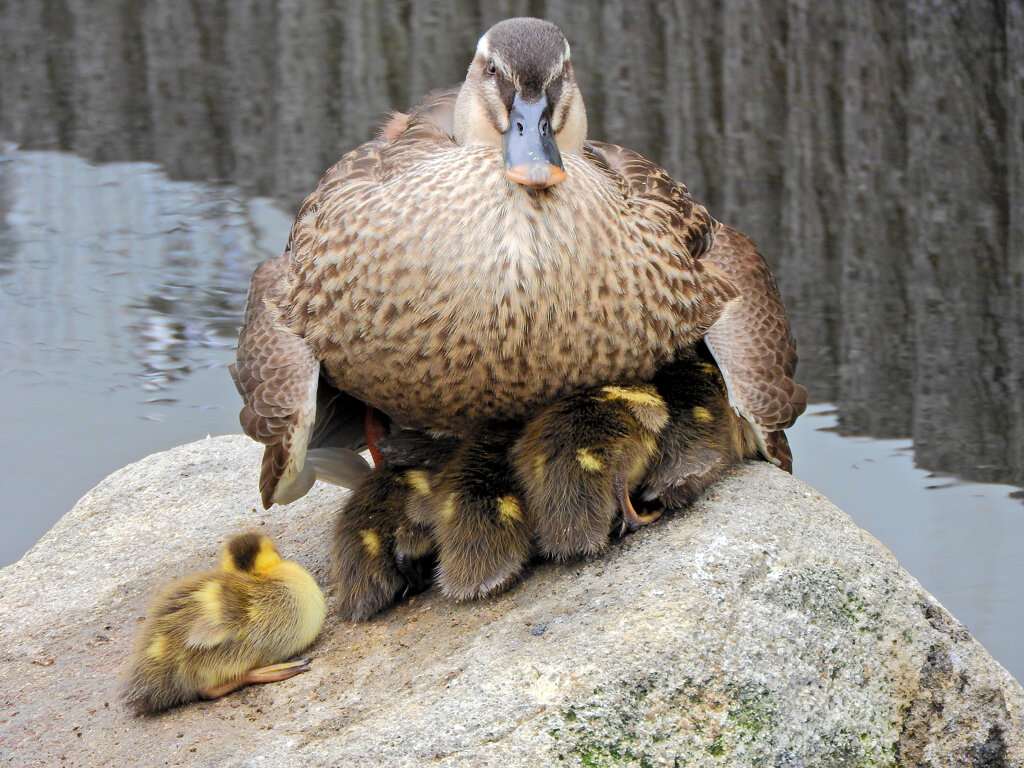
[453,17,587,189]
[220,532,284,575]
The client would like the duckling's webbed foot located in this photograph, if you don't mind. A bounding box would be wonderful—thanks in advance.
[199,659,312,700]
[615,474,663,537]
[332,466,434,620]
[429,424,533,601]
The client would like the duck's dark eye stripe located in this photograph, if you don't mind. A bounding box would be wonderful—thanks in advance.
[498,79,516,111]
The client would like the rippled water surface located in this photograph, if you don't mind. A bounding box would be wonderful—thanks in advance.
[0,146,290,561]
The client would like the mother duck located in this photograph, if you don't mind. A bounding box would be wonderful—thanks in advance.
[232,17,806,508]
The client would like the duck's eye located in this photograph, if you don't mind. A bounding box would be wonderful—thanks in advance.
[485,61,497,76]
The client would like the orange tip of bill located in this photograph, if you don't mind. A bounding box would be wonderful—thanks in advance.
[506,163,566,189]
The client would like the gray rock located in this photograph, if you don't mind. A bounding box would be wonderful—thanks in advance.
[1,435,1021,767]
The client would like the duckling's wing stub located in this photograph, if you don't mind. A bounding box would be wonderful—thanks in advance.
[701,224,808,449]
[232,255,368,508]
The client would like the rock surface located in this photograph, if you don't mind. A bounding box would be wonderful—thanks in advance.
[1,435,1021,767]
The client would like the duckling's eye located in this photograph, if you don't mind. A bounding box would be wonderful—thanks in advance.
[485,61,497,76]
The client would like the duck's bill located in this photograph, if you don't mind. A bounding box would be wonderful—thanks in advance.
[503,93,565,189]
[505,162,566,188]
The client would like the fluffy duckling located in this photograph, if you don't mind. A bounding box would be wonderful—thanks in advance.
[639,346,756,510]
[336,426,532,607]
[122,532,325,714]
[332,463,439,621]
[414,423,534,601]
[510,383,670,560]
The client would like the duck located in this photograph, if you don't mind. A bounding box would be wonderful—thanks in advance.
[231,16,805,511]
[121,532,325,714]
[331,359,758,615]
[410,423,534,601]
[510,383,670,560]
[336,425,533,607]
[331,441,450,620]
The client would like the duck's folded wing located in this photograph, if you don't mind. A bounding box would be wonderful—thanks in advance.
[231,255,369,509]
[701,224,807,469]
[585,140,717,262]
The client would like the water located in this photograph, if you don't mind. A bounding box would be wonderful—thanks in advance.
[0,145,291,561]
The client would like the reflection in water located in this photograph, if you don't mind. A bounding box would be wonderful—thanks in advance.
[0,144,291,564]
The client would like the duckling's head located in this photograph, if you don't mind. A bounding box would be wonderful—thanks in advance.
[220,532,283,575]
[454,17,587,189]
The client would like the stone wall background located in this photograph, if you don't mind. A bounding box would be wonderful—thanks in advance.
[1,0,1020,486]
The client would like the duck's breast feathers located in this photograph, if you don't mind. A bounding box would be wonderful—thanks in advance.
[701,223,808,435]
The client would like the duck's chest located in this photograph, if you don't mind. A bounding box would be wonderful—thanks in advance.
[300,153,694,430]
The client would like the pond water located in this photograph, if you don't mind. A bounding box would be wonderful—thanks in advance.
[1,144,1021,683]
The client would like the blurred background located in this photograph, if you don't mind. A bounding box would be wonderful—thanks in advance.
[0,1,1021,677]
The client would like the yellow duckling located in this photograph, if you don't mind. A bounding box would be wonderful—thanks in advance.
[413,423,534,602]
[122,532,325,714]
[510,383,670,561]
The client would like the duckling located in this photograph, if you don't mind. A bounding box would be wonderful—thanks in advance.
[639,345,757,510]
[122,532,325,715]
[510,383,670,561]
[417,423,534,601]
[332,463,439,621]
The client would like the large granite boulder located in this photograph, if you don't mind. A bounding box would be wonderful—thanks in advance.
[1,435,1021,766]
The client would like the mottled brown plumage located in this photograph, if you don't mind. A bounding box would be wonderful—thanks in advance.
[233,17,805,508]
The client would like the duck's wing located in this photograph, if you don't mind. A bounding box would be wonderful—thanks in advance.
[700,224,807,470]
[585,142,804,470]
[231,255,369,509]
[585,140,717,263]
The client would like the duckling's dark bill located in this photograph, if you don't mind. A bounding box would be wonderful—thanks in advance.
[503,93,565,188]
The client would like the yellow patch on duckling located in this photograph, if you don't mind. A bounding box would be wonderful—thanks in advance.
[692,406,714,423]
[576,448,603,472]
[532,453,546,480]
[195,581,223,616]
[405,470,433,497]
[439,493,458,522]
[359,530,382,558]
[497,495,523,523]
[600,385,664,409]
[640,432,659,457]
[145,633,167,660]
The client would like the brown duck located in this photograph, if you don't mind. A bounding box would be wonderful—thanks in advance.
[232,17,806,509]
